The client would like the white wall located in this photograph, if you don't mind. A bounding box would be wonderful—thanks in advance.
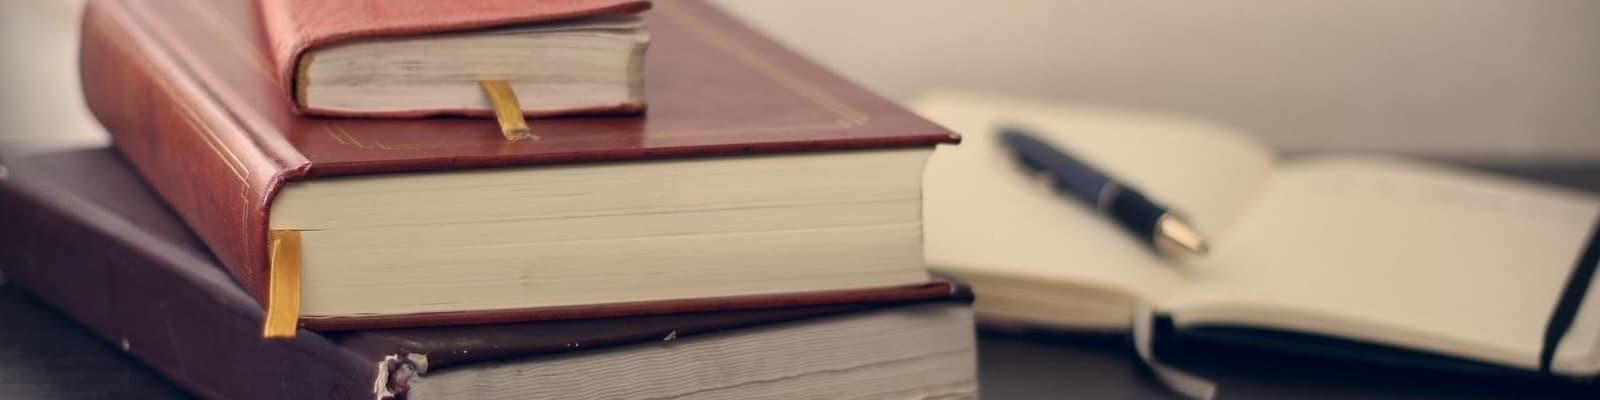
[714,0,1600,162]
[0,0,106,153]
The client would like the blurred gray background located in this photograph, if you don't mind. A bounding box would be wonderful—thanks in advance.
[6,0,1600,161]
[710,0,1600,162]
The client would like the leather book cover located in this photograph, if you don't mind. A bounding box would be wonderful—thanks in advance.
[79,0,960,327]
[258,0,654,117]
[0,146,975,400]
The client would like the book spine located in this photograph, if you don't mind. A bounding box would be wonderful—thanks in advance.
[0,173,378,400]
[79,0,301,303]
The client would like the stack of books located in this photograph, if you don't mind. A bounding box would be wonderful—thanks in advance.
[0,0,979,398]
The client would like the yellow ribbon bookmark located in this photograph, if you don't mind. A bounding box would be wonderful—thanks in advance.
[263,230,303,339]
[479,80,533,141]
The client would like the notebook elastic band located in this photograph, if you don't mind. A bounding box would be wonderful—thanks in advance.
[1539,212,1600,373]
[1133,306,1217,400]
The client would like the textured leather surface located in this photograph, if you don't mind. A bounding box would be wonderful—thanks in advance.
[259,0,653,116]
[78,0,959,319]
[0,147,972,399]
[81,0,299,306]
[308,277,959,331]
[0,149,374,400]
[337,285,971,369]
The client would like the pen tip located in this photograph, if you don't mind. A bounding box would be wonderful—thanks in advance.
[1156,215,1210,257]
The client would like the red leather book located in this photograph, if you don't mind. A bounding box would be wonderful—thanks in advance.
[80,0,959,330]
[0,146,977,400]
[259,0,655,117]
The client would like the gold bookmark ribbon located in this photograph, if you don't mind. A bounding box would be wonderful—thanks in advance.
[479,80,533,141]
[263,230,303,339]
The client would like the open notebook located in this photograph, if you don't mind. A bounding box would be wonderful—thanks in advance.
[916,92,1600,378]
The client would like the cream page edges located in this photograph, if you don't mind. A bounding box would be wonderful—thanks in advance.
[916,92,1600,373]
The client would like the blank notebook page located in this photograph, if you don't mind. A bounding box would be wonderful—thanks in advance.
[1166,156,1600,374]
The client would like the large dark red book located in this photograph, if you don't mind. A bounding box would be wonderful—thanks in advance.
[81,0,959,331]
[0,147,979,400]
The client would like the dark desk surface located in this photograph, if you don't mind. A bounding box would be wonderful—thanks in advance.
[4,281,1598,400]
[4,162,1600,399]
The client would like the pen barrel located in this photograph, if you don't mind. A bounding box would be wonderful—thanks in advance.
[1107,190,1166,245]
[1046,160,1113,208]
[1000,128,1169,247]
[999,129,1112,206]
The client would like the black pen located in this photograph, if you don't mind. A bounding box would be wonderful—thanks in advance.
[998,126,1209,257]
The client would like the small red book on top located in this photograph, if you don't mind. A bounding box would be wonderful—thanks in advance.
[80,0,960,331]
[260,0,655,117]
